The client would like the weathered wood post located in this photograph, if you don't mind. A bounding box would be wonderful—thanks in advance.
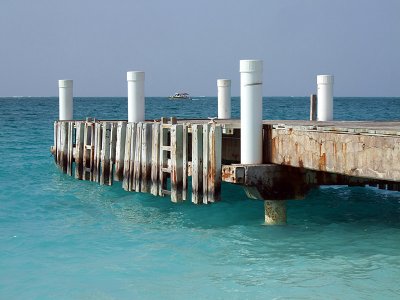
[317,75,334,121]
[191,124,203,204]
[127,71,145,122]
[310,94,317,121]
[240,59,286,225]
[114,122,127,181]
[58,80,73,120]
[217,79,231,119]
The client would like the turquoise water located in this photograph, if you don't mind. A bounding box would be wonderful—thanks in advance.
[0,97,399,299]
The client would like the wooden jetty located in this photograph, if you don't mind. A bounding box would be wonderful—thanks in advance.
[52,118,400,202]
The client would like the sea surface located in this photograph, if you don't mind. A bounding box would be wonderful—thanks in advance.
[0,96,399,299]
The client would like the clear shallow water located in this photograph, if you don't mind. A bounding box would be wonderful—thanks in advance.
[0,97,399,299]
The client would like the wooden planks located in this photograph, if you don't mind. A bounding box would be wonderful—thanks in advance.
[202,124,210,204]
[191,124,203,204]
[141,123,153,193]
[151,123,160,196]
[74,121,84,179]
[59,121,68,173]
[92,122,102,182]
[182,124,188,201]
[171,124,184,202]
[133,122,143,191]
[52,119,224,204]
[115,121,127,181]
[122,122,135,191]
[208,124,222,202]
[190,123,222,204]
[83,120,95,181]
[108,122,118,184]
[159,118,170,196]
[66,122,74,176]
[53,121,58,163]
[100,122,111,185]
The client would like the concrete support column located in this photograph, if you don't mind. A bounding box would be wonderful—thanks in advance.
[58,79,73,120]
[264,200,287,225]
[240,59,263,164]
[317,75,334,121]
[127,71,145,122]
[217,79,231,119]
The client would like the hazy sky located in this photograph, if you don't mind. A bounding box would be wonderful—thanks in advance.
[1,0,399,97]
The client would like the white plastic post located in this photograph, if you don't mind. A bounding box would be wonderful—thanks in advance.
[240,60,263,164]
[127,71,145,122]
[58,80,73,120]
[217,79,231,119]
[317,75,334,121]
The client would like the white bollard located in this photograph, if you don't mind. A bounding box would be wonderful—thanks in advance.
[240,60,263,164]
[217,79,231,119]
[58,80,73,120]
[127,71,145,123]
[317,75,334,121]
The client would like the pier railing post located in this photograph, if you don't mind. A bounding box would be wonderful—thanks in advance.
[317,75,334,121]
[310,94,317,121]
[217,79,231,119]
[127,71,145,122]
[240,60,263,164]
[58,79,73,120]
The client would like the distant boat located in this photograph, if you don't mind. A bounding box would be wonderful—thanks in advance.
[169,92,191,100]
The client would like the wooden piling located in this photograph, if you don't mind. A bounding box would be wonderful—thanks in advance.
[171,124,184,202]
[59,122,68,173]
[159,118,170,196]
[133,122,143,192]
[182,124,188,201]
[56,121,61,164]
[108,122,117,184]
[310,94,317,121]
[140,123,153,193]
[53,121,58,163]
[82,121,93,181]
[74,121,84,179]
[100,122,111,185]
[128,123,137,191]
[122,123,133,191]
[92,122,102,182]
[151,123,160,196]
[207,125,222,202]
[115,121,127,181]
[67,122,74,176]
[191,124,203,204]
[202,124,210,204]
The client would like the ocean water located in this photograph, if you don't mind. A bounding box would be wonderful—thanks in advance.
[0,96,399,299]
